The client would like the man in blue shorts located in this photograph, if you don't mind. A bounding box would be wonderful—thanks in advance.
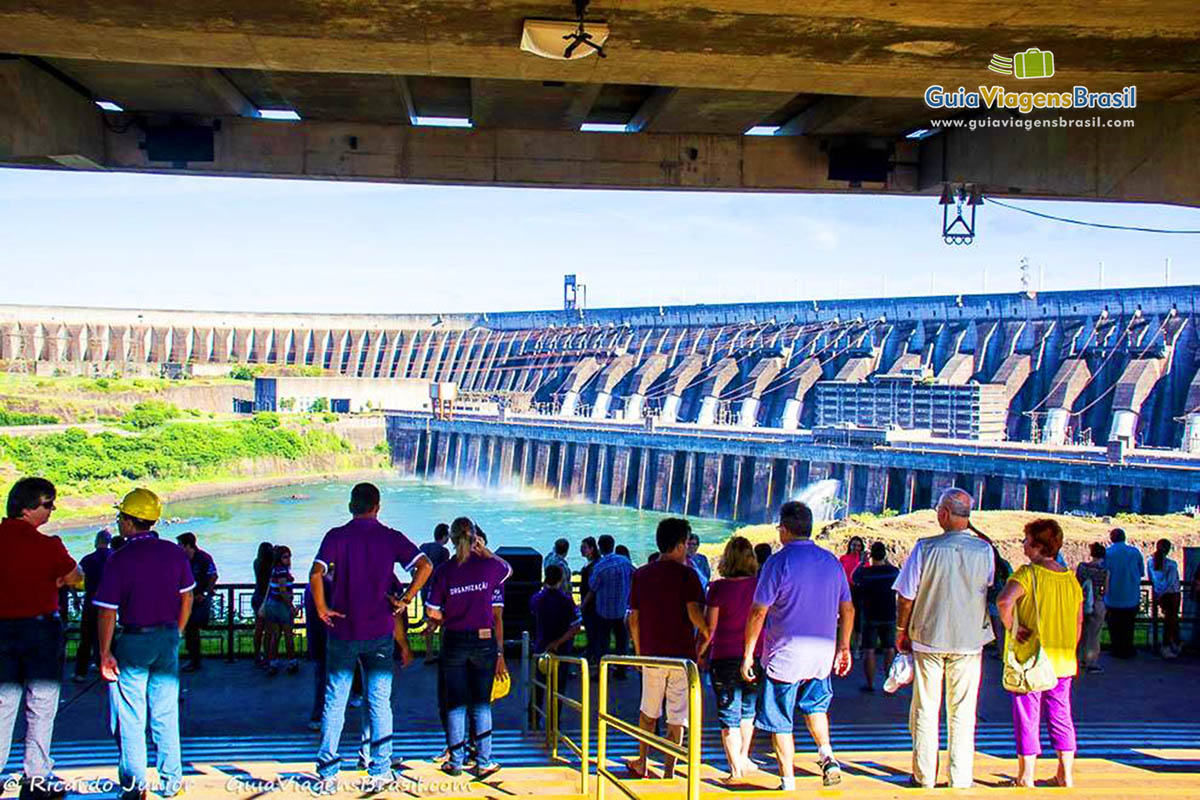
[742,501,854,790]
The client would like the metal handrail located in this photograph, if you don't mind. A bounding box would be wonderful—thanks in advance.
[527,652,590,795]
[596,655,702,800]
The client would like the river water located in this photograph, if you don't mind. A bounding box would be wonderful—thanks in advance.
[53,477,737,582]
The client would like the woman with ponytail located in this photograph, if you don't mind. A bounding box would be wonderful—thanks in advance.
[1146,539,1182,658]
[425,517,512,777]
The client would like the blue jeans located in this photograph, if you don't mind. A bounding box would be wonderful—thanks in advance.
[441,632,497,768]
[316,635,393,778]
[108,627,183,797]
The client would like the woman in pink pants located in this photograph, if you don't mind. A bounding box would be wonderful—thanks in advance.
[996,519,1084,788]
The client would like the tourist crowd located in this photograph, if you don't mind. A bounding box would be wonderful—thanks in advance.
[0,475,1194,798]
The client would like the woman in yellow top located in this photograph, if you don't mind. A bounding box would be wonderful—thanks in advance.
[996,518,1083,788]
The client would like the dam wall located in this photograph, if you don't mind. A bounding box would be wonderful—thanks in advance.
[5,285,1200,451]
[385,412,1200,520]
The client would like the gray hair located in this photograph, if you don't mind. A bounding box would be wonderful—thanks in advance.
[936,488,973,518]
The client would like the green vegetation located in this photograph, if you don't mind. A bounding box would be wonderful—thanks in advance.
[0,417,353,498]
[121,400,181,429]
[0,406,59,426]
[309,397,330,413]
[229,364,326,380]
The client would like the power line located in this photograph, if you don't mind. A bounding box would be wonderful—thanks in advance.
[986,197,1200,234]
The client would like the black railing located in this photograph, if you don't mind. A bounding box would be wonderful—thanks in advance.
[60,577,1194,660]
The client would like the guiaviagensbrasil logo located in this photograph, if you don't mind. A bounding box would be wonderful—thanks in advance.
[988,49,1054,80]
[923,48,1136,113]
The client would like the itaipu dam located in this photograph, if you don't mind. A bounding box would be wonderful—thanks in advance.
[6,285,1200,520]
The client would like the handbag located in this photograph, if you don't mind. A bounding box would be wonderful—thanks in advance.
[1002,567,1059,695]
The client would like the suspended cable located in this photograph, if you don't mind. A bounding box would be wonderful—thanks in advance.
[985,197,1200,234]
[1023,322,1101,415]
[1072,315,1172,418]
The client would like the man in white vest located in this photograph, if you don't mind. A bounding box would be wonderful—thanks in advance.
[893,488,994,789]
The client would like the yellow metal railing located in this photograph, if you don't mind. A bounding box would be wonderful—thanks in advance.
[596,655,702,800]
[529,653,590,795]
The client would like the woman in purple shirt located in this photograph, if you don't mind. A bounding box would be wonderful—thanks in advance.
[425,517,512,778]
[698,536,761,782]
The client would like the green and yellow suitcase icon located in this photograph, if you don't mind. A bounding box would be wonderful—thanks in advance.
[1013,48,1054,79]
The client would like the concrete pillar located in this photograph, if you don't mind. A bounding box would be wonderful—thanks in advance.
[1167,489,1197,513]
[682,452,697,514]
[698,455,721,518]
[637,448,652,509]
[808,461,833,483]
[901,471,918,514]
[1001,479,1028,511]
[554,443,569,497]
[499,439,516,487]
[1046,481,1062,514]
[930,472,956,502]
[839,466,855,516]
[748,459,772,522]
[592,446,608,503]
[534,442,551,488]
[435,434,451,478]
[569,444,589,497]
[465,435,482,483]
[1130,487,1145,513]
[652,451,674,511]
[1080,484,1107,515]
[864,468,889,514]
[609,448,631,506]
[391,430,421,475]
[729,457,746,521]
[449,435,464,483]
[972,476,987,509]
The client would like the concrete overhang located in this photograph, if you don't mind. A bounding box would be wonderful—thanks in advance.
[0,1,1196,204]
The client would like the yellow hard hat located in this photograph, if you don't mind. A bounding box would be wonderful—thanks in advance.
[491,671,511,702]
[116,488,162,523]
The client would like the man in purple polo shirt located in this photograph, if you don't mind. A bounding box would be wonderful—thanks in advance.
[742,501,854,790]
[94,488,195,800]
[309,483,433,791]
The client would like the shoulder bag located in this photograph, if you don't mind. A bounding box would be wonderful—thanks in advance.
[1002,567,1059,694]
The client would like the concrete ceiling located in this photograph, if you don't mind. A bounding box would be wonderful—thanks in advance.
[0,1,1196,205]
[0,1,1196,99]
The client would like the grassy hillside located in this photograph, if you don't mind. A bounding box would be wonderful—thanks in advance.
[0,412,377,521]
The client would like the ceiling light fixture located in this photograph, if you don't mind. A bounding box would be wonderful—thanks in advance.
[521,0,609,60]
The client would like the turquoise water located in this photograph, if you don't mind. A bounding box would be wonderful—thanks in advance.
[53,478,736,582]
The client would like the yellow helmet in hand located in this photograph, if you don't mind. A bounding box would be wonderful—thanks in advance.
[491,671,511,702]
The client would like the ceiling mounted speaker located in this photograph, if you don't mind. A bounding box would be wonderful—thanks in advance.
[521,19,610,60]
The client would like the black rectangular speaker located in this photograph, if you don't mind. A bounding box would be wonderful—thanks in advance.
[495,547,542,638]
[827,143,890,183]
[145,124,215,163]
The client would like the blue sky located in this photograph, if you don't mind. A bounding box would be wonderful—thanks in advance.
[2,167,1198,314]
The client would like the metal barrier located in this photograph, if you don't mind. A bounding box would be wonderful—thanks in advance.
[595,655,702,800]
[526,649,590,795]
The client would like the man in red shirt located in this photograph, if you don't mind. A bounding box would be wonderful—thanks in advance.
[626,518,709,780]
[0,477,81,800]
